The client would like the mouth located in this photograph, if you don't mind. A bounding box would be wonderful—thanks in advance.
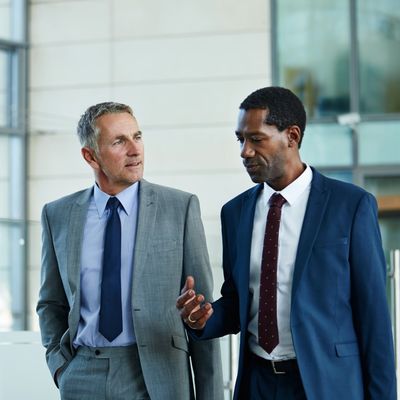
[244,163,259,172]
[125,161,142,168]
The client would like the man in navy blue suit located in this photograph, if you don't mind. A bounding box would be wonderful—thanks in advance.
[177,87,396,399]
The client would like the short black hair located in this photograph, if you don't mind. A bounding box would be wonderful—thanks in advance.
[239,86,306,148]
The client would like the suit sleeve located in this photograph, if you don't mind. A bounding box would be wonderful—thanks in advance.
[36,204,70,384]
[182,195,224,400]
[349,193,396,399]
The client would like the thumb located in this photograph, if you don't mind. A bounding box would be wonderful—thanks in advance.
[182,275,195,294]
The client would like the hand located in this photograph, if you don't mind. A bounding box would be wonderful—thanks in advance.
[176,276,213,330]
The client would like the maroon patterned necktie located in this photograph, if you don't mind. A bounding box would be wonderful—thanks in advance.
[258,192,286,353]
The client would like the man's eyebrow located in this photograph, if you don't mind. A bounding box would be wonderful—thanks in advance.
[235,130,262,136]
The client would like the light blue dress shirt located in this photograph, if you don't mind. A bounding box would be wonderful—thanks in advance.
[74,182,139,347]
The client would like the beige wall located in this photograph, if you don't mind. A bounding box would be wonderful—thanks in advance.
[27,0,272,333]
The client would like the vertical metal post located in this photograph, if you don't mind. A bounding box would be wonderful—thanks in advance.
[391,249,400,400]
[228,334,238,399]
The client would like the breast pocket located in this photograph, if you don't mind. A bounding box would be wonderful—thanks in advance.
[151,239,178,253]
[335,341,359,357]
[313,237,348,248]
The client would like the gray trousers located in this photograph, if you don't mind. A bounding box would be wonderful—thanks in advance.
[58,345,149,400]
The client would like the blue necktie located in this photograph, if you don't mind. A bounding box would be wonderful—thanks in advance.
[99,197,123,341]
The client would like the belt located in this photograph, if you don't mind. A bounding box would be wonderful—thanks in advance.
[251,353,299,375]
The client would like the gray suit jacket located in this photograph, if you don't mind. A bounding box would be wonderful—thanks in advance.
[37,179,224,400]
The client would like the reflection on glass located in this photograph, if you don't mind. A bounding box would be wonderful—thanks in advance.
[0,136,9,218]
[276,0,350,119]
[300,124,352,167]
[364,176,400,197]
[0,1,11,40]
[0,135,24,220]
[0,0,26,41]
[0,51,8,127]
[358,0,400,114]
[324,171,353,183]
[0,223,12,331]
[359,121,400,165]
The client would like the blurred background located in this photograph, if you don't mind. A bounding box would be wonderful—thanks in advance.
[0,0,399,398]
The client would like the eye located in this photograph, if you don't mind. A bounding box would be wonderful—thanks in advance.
[113,138,124,145]
[250,137,262,143]
[236,136,244,144]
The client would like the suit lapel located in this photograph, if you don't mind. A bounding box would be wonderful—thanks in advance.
[67,188,92,291]
[66,187,92,335]
[236,185,263,323]
[291,170,330,302]
[132,180,157,284]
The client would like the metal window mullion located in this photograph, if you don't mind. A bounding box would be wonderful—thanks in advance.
[349,0,360,114]
[270,0,278,85]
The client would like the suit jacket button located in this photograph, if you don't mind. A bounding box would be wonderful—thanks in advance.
[95,349,100,356]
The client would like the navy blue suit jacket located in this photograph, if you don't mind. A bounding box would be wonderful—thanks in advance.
[194,169,396,399]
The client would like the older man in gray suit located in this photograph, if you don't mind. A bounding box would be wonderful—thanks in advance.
[36,102,223,400]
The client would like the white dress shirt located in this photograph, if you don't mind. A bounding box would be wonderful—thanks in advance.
[248,165,312,360]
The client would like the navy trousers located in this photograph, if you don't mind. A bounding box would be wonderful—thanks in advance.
[242,353,307,400]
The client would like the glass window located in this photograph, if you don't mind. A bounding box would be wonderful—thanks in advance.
[276,0,351,119]
[358,121,400,165]
[0,223,12,331]
[0,222,25,331]
[0,50,8,127]
[0,136,9,218]
[364,176,400,197]
[358,0,400,114]
[300,124,352,167]
[0,1,11,41]
[0,0,26,331]
[323,171,353,183]
[0,0,25,41]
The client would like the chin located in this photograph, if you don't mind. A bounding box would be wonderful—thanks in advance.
[249,174,265,184]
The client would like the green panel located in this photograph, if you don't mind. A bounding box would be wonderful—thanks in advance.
[359,121,400,165]
[300,124,352,167]
[276,0,350,119]
[358,0,400,114]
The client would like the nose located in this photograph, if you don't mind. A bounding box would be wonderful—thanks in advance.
[240,139,255,159]
[126,138,141,156]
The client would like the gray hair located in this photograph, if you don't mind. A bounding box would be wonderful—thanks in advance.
[77,102,133,150]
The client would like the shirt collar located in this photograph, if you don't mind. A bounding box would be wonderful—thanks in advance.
[262,164,313,207]
[94,182,139,218]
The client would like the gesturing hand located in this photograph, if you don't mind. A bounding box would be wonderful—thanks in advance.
[176,276,213,330]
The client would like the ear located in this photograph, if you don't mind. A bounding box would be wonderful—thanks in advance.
[81,147,99,169]
[287,126,301,147]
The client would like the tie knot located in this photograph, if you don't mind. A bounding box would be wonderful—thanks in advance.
[269,193,286,209]
[107,197,120,211]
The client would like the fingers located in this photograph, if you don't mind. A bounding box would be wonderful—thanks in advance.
[178,293,205,318]
[176,288,196,310]
[176,275,212,330]
[181,276,195,295]
[186,302,213,330]
[176,276,196,309]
